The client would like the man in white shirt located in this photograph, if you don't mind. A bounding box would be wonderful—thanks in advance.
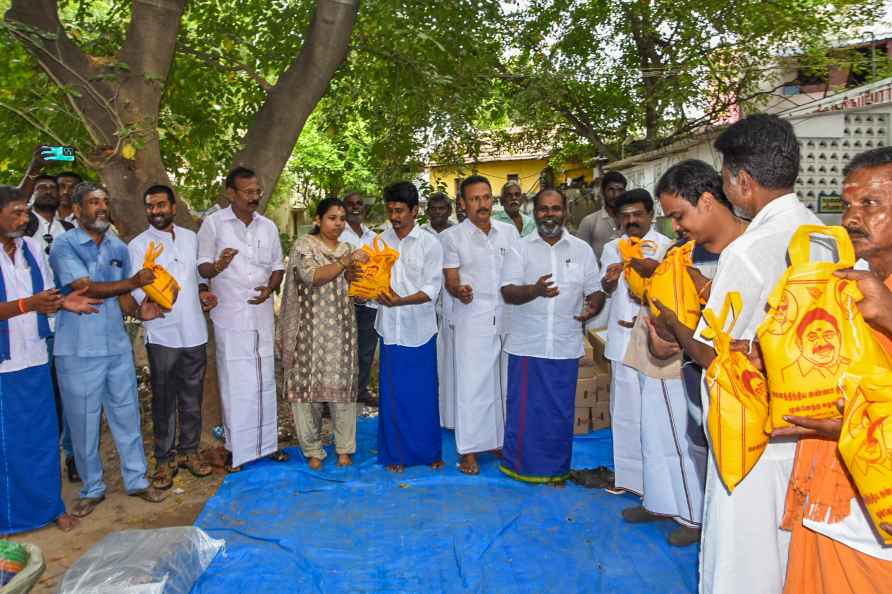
[25,173,79,481]
[129,185,218,489]
[441,175,520,475]
[56,171,82,226]
[500,188,599,483]
[374,182,444,472]
[421,192,457,429]
[340,191,379,407]
[590,189,673,496]
[658,114,830,594]
[197,167,287,471]
[0,184,98,535]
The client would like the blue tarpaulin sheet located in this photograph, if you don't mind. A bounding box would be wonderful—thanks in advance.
[193,418,698,593]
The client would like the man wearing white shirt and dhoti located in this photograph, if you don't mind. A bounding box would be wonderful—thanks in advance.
[441,175,520,475]
[654,115,832,594]
[340,191,379,407]
[422,192,457,429]
[593,189,673,496]
[374,182,444,472]
[197,166,288,472]
[499,188,599,483]
[129,185,217,489]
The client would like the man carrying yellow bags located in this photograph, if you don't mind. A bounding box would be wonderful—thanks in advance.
[650,115,831,594]
[776,146,892,594]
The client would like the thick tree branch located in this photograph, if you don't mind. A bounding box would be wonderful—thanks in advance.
[228,0,359,211]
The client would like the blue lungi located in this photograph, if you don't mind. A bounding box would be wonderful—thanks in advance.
[378,336,442,467]
[501,355,578,483]
[0,364,65,534]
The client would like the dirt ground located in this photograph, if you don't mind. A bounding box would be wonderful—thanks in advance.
[8,362,376,593]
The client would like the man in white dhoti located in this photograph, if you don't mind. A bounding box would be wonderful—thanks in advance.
[440,175,519,474]
[653,114,831,594]
[422,193,457,429]
[593,189,673,496]
[197,166,288,472]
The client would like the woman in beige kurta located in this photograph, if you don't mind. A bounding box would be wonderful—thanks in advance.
[277,197,368,468]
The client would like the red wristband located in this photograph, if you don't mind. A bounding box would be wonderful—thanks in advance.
[17,298,28,314]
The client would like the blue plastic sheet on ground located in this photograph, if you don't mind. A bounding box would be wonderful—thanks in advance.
[193,418,698,593]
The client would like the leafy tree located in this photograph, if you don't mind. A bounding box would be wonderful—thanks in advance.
[502,0,885,161]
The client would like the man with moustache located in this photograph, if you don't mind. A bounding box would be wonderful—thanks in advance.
[197,166,288,472]
[375,182,444,471]
[340,191,378,407]
[0,184,98,535]
[422,192,457,429]
[499,188,599,483]
[441,175,520,474]
[585,189,673,497]
[653,114,830,594]
[25,172,79,482]
[50,182,169,517]
[128,185,217,489]
[27,174,74,254]
[493,181,535,236]
[56,171,82,226]
[771,146,892,593]
[422,192,454,235]
[575,171,626,264]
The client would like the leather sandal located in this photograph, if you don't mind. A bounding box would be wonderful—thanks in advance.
[71,495,105,518]
[268,449,289,463]
[128,486,169,503]
[150,462,177,490]
[178,453,212,477]
[224,452,242,473]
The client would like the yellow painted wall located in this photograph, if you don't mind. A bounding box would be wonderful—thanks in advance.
[429,158,592,197]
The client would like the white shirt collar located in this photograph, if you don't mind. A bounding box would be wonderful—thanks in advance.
[747,193,800,230]
[528,228,570,247]
[220,205,258,224]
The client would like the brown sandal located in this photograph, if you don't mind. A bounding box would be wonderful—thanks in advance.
[178,453,212,477]
[150,462,177,490]
[71,495,105,518]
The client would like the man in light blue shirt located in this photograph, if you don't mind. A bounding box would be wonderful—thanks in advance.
[50,182,168,518]
[493,181,536,236]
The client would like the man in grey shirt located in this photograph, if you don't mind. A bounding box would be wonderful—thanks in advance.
[575,171,627,264]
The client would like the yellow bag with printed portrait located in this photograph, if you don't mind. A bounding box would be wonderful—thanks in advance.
[756,225,891,429]
[618,236,657,300]
[647,240,701,330]
[347,236,400,300]
[838,368,892,544]
[142,241,180,310]
[701,291,770,491]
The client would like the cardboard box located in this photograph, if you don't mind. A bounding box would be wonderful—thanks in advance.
[590,402,611,431]
[575,377,598,407]
[578,351,596,379]
[595,375,611,403]
[574,407,591,435]
[586,329,611,373]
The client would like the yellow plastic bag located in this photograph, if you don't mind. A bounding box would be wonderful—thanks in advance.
[142,241,180,310]
[838,368,892,544]
[756,225,890,429]
[647,240,701,330]
[347,236,400,300]
[701,291,770,492]
[618,237,657,300]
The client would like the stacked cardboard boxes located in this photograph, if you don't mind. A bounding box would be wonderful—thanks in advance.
[574,329,612,434]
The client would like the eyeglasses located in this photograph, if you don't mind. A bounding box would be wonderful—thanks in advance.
[43,233,53,255]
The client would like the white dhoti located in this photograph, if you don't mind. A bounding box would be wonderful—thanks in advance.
[452,323,504,455]
[699,380,795,594]
[641,375,707,525]
[609,361,644,494]
[437,322,456,429]
[215,325,279,467]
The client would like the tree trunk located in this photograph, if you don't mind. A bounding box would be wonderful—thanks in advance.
[231,0,359,212]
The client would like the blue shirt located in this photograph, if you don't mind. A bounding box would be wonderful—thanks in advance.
[49,227,133,357]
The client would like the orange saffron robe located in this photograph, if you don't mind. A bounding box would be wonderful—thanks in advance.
[782,276,892,594]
